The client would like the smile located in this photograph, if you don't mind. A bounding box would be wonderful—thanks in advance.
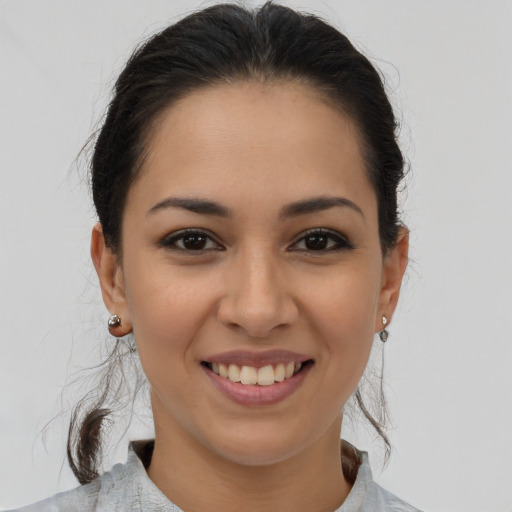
[201,351,314,406]
[204,361,305,386]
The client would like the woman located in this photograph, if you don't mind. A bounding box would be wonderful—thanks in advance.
[10,2,417,510]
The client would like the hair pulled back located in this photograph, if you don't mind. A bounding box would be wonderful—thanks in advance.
[70,1,405,484]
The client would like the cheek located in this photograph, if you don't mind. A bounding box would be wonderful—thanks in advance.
[305,261,380,338]
[302,263,381,393]
[122,260,215,372]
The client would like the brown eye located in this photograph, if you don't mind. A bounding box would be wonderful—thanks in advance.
[290,229,353,252]
[304,233,329,251]
[160,229,222,252]
[182,233,208,250]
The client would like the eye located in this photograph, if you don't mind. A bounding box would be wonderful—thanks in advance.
[289,229,353,252]
[159,229,223,252]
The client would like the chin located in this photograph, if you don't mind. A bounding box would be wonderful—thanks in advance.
[204,423,311,468]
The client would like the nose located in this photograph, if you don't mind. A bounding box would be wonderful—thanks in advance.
[216,247,299,338]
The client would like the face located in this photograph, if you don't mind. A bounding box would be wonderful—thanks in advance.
[93,81,407,467]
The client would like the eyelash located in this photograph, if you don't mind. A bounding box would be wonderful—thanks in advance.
[290,228,354,253]
[159,229,223,253]
[159,228,353,253]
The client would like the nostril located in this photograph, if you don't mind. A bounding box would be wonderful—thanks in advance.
[216,282,299,338]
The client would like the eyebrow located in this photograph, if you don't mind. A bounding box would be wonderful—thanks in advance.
[279,196,365,220]
[147,195,364,220]
[148,197,231,217]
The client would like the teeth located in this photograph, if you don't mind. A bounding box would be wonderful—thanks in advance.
[257,365,275,386]
[219,363,229,378]
[210,361,306,385]
[240,365,258,385]
[228,364,241,382]
[274,363,285,382]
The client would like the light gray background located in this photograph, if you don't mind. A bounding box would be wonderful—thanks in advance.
[1,1,511,510]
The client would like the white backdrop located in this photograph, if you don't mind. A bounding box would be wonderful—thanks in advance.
[1,1,511,510]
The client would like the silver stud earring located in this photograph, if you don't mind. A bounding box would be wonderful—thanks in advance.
[379,316,389,343]
[107,314,135,353]
[108,314,122,330]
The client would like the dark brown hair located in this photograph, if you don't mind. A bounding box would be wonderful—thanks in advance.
[69,1,405,484]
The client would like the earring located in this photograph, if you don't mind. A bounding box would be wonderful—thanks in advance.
[379,316,389,343]
[107,314,136,352]
[108,314,122,334]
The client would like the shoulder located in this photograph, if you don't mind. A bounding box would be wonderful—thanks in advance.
[6,441,176,512]
[338,447,423,512]
[367,482,423,512]
[5,459,130,512]
[5,480,102,512]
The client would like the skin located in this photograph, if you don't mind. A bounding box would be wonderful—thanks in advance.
[92,81,408,512]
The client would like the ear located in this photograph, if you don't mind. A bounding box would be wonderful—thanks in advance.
[375,227,409,332]
[91,223,132,336]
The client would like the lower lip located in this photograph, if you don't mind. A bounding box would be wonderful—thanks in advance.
[203,363,313,406]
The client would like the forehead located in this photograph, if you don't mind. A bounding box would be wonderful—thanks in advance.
[129,80,376,219]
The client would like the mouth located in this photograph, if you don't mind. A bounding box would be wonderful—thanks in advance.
[200,350,315,405]
[201,359,314,386]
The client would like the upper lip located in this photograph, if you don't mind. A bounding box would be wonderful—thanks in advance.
[203,349,312,368]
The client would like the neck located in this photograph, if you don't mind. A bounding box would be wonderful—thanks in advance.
[147,415,352,512]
